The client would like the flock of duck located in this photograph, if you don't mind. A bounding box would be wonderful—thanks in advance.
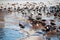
[0,2,60,40]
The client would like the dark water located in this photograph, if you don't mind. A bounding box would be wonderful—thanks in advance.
[0,28,24,40]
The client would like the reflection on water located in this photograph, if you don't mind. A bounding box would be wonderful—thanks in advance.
[0,28,24,40]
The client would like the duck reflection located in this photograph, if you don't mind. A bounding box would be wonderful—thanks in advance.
[0,9,5,28]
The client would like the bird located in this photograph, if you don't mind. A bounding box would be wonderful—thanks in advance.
[19,23,25,28]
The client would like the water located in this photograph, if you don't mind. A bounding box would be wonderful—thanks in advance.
[0,28,24,40]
